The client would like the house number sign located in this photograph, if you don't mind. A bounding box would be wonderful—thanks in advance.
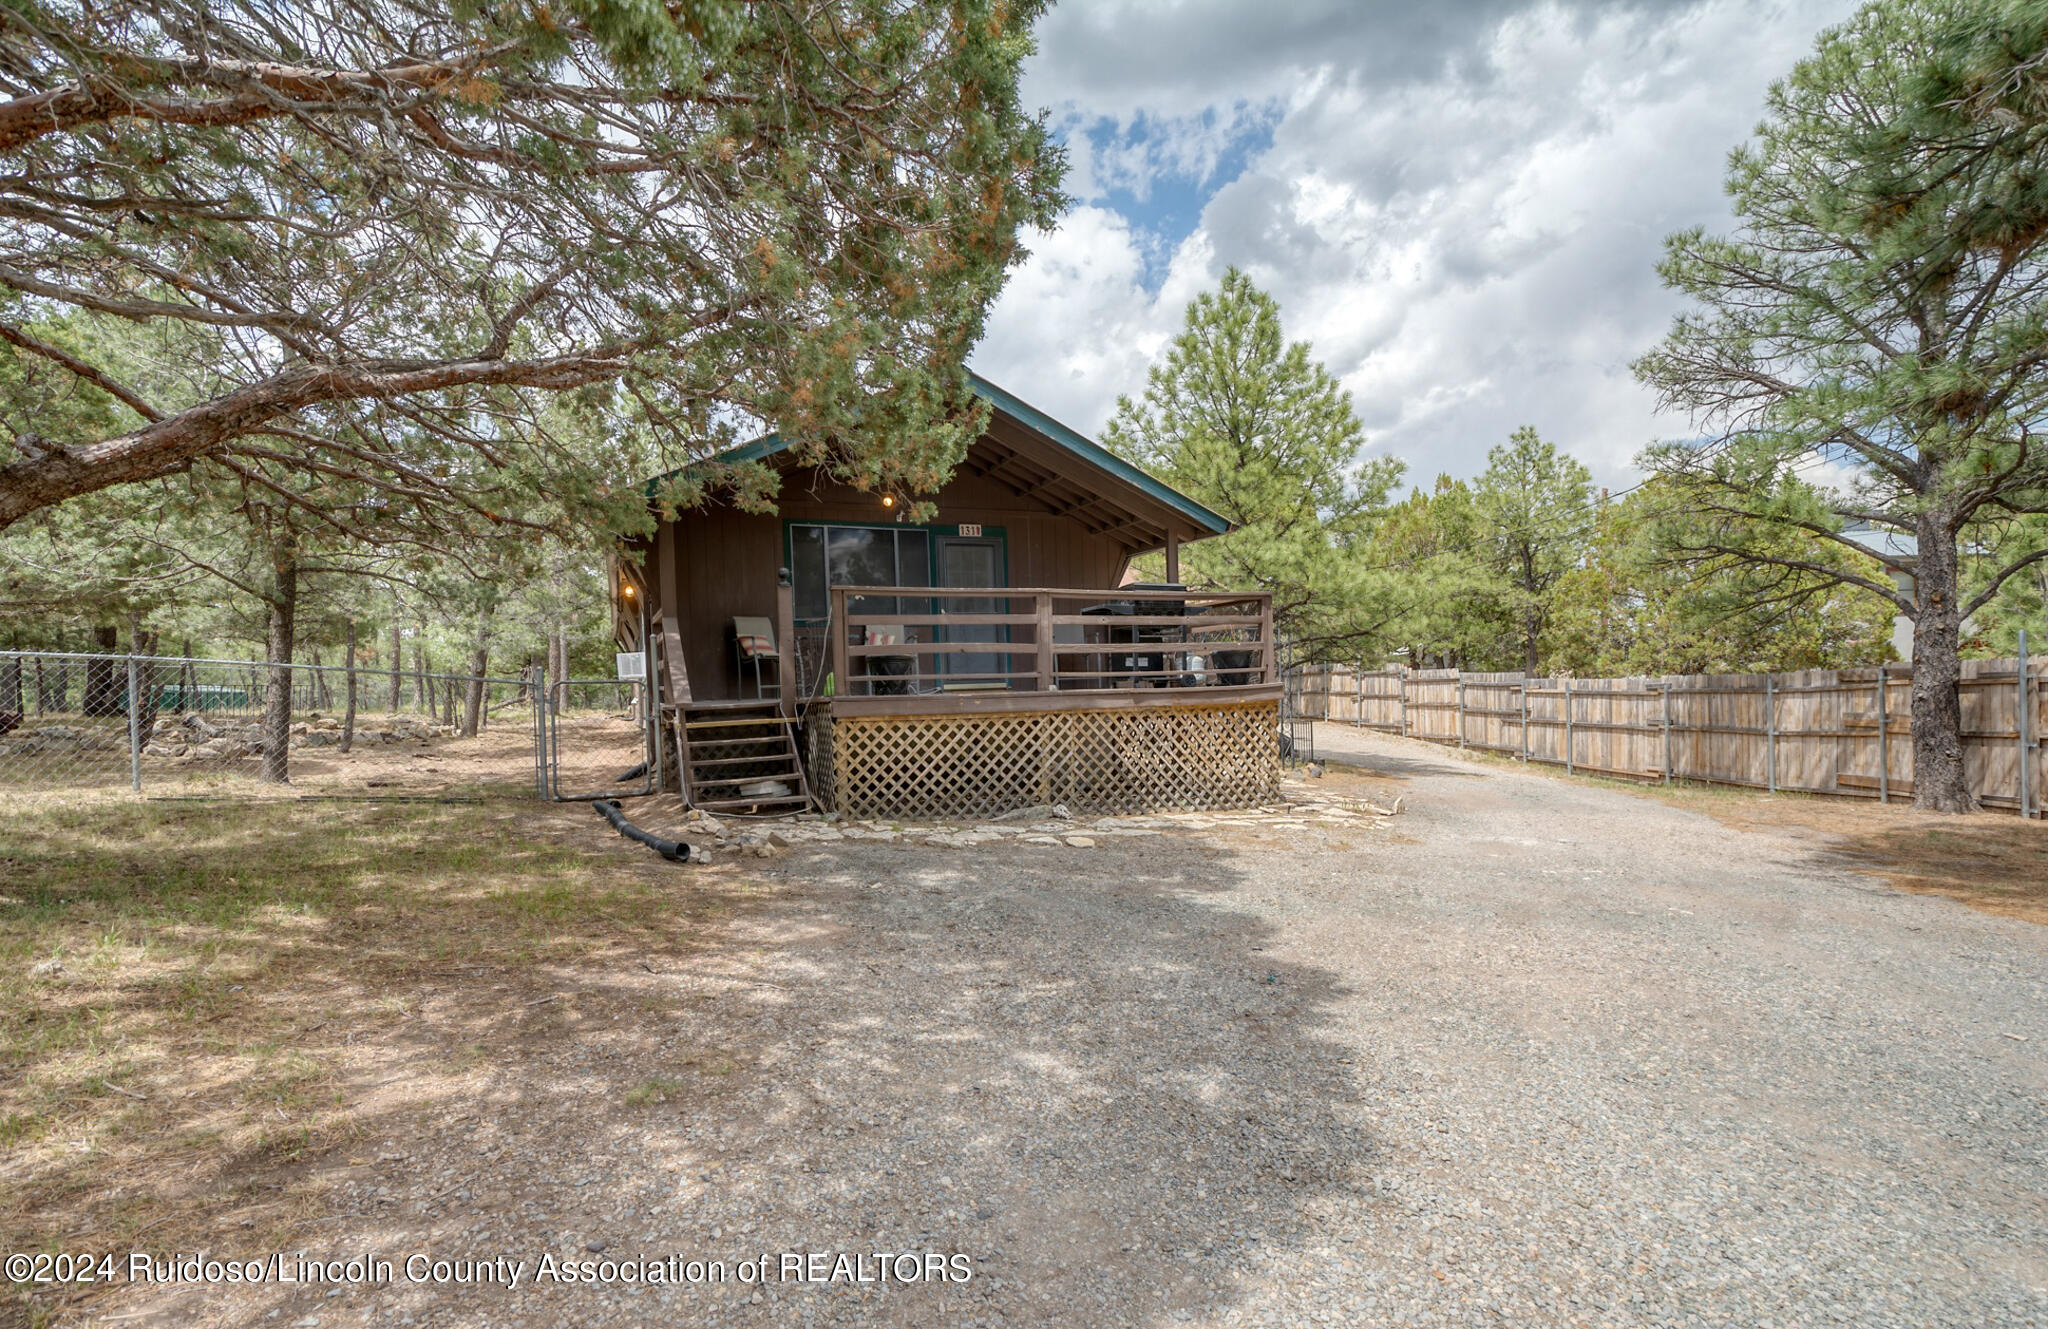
[956,524,982,537]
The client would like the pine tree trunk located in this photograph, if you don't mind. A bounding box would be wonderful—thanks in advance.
[388,621,403,712]
[260,556,298,784]
[0,653,20,719]
[1909,517,1976,813]
[444,677,458,728]
[462,648,487,738]
[415,642,430,718]
[130,621,160,748]
[83,625,121,716]
[341,618,358,754]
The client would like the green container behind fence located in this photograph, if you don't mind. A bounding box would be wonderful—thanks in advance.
[115,684,251,713]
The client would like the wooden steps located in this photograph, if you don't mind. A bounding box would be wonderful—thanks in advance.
[674,700,815,814]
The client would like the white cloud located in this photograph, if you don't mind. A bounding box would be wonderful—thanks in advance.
[975,0,1864,485]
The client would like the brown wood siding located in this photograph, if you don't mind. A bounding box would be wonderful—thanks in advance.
[655,463,1140,702]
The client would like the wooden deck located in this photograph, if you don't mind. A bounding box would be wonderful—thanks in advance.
[823,680,1282,718]
[803,584,1280,719]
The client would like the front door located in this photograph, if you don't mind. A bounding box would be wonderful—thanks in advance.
[934,535,1008,686]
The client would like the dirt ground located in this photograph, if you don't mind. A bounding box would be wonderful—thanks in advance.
[5,729,2045,1328]
[1307,720,2048,925]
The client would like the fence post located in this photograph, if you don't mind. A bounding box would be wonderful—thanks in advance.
[1564,678,1574,774]
[1399,670,1409,739]
[1520,679,1530,762]
[1662,682,1672,785]
[535,662,550,800]
[2020,630,2033,819]
[1457,675,1467,749]
[1765,674,1777,794]
[1875,666,1889,805]
[125,654,142,793]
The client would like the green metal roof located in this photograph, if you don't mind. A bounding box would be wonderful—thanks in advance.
[654,374,1231,537]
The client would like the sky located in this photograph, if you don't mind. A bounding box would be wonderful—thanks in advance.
[969,0,1866,489]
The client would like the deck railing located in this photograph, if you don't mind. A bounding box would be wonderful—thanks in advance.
[817,585,1276,713]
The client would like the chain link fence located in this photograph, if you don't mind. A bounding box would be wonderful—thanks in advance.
[544,679,657,801]
[0,651,542,799]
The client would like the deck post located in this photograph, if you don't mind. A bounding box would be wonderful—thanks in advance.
[1876,667,1889,805]
[1164,531,1180,584]
[1765,674,1777,793]
[776,571,797,716]
[1034,591,1055,693]
[830,588,849,697]
[1258,596,1275,685]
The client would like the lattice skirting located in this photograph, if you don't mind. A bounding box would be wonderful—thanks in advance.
[809,700,1280,820]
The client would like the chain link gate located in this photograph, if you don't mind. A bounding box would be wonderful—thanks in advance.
[542,678,657,801]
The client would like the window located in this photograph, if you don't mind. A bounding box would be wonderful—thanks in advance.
[789,525,930,620]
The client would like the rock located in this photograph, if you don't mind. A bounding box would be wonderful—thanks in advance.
[29,958,64,979]
[993,802,1075,823]
[1063,836,1097,848]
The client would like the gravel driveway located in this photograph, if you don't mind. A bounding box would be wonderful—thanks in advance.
[114,730,2048,1328]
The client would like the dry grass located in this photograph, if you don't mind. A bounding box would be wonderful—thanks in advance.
[0,789,752,1319]
[1664,794,2048,926]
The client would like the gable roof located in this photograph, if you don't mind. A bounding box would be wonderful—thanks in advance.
[963,375,1229,537]
[654,375,1230,550]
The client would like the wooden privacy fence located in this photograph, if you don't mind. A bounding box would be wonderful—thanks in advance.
[1292,654,2047,817]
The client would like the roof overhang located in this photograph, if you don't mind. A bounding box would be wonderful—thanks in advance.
[647,375,1231,554]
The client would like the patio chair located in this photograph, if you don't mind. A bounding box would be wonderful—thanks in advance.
[730,616,781,699]
[863,623,916,695]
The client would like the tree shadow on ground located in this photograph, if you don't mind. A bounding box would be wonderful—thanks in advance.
[4,797,1375,1327]
[1805,811,2048,926]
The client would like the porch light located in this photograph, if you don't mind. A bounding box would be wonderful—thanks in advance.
[881,494,896,509]
[623,585,636,598]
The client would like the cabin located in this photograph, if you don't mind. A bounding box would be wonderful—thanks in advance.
[612,375,1281,819]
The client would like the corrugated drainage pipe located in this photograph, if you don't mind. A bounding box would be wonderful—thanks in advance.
[592,798,693,863]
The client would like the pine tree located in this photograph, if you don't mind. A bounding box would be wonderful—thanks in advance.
[1102,269,1405,661]
[1634,0,2048,811]
[1471,428,1596,675]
